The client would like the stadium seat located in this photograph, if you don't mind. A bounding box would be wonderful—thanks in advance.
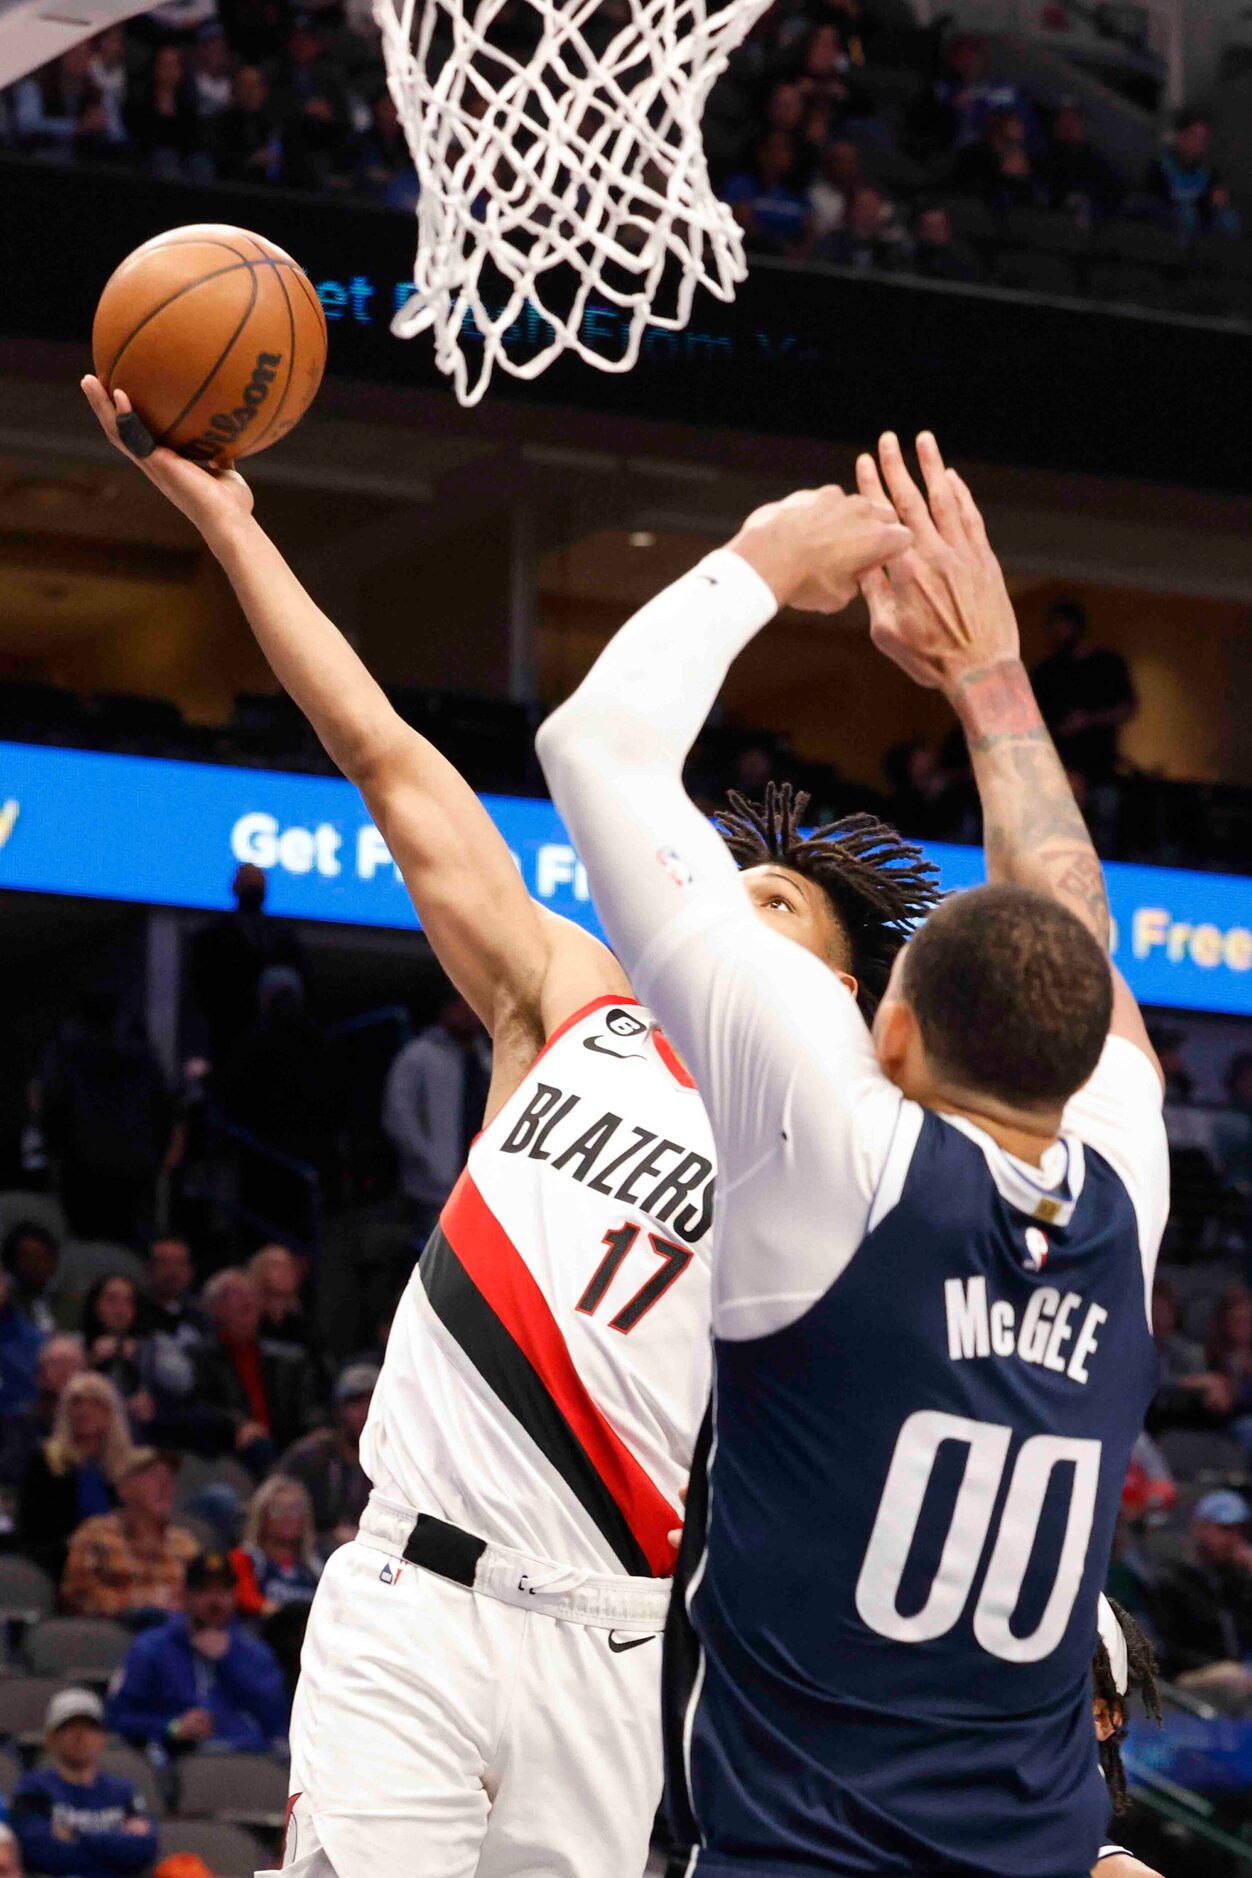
[26,1619,130,1681]
[945,199,1001,248]
[1156,1427,1249,1481]
[1002,208,1091,257]
[158,1819,262,1877]
[97,1741,167,1817]
[0,1676,71,1742]
[1084,263,1168,309]
[51,1240,147,1318]
[0,1557,55,1626]
[0,1744,23,1794]
[173,1454,257,1510]
[1095,218,1187,268]
[0,1191,66,1243]
[177,1750,290,1826]
[992,249,1078,297]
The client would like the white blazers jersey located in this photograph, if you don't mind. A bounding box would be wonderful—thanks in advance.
[361,996,715,1577]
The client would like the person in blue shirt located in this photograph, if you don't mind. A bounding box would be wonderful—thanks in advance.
[11,1688,155,1878]
[0,1263,45,1419]
[721,129,813,259]
[106,1550,289,1754]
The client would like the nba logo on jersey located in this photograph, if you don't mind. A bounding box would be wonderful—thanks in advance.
[1023,1226,1049,1271]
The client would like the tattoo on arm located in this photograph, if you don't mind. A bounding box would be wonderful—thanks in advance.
[954,659,1110,951]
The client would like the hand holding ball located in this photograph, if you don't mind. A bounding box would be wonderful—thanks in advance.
[92,224,327,464]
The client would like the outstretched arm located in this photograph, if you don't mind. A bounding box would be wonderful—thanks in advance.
[82,379,624,1093]
[859,430,1157,1075]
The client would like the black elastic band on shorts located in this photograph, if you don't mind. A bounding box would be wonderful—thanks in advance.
[403,1513,487,1588]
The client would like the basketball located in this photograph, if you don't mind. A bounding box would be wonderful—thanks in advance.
[92,224,327,464]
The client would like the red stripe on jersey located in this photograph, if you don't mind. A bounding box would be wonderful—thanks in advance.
[653,1030,696,1089]
[528,994,643,1072]
[442,1170,679,1575]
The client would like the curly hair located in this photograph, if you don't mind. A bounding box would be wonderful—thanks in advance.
[1094,1598,1163,1814]
[714,782,940,1019]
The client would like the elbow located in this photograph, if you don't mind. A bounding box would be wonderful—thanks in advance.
[535,706,601,797]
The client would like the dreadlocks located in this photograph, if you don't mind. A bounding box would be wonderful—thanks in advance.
[715,782,940,1019]
[1093,1599,1162,1814]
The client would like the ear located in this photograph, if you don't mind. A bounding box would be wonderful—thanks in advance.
[837,971,858,1002]
[873,995,916,1084]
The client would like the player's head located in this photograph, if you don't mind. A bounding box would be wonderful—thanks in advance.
[874,882,1112,1123]
[715,783,939,1019]
[1093,1595,1161,1813]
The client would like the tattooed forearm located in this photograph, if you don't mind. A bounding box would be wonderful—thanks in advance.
[952,658,1110,952]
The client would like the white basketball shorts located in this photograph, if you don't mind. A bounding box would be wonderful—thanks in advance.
[259,1494,671,1878]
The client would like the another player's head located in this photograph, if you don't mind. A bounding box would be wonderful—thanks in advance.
[874,882,1112,1124]
[1093,1595,1161,1813]
[715,782,939,1019]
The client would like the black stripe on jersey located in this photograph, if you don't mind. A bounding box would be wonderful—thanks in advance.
[419,1226,653,1576]
[662,1395,713,1855]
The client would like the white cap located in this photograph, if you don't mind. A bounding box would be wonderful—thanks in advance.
[1096,1595,1128,1697]
[46,1687,104,1733]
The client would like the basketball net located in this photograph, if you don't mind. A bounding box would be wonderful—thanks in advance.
[374,0,774,405]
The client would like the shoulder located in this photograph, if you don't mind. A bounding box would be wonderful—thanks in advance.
[12,1765,53,1800]
[169,1523,200,1560]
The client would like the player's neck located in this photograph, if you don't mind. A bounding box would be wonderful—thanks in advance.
[929,1098,1061,1168]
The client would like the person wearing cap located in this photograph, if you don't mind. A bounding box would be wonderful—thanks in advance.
[10,1689,155,1878]
[106,1550,289,1754]
[1150,1488,1252,1709]
[61,1447,198,1619]
[277,1361,377,1549]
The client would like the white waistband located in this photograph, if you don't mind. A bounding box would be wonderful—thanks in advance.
[357,1493,672,1631]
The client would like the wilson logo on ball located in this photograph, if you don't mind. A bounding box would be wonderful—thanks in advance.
[184,351,285,462]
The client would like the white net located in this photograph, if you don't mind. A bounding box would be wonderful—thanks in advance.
[375,0,774,405]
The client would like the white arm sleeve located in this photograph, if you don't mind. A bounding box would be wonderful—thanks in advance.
[1063,1035,1170,1317]
[537,550,905,1340]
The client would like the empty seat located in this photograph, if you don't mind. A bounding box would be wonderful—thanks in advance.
[992,248,1078,296]
[1085,262,1168,309]
[27,1619,130,1680]
[0,1192,66,1244]
[1096,217,1186,268]
[97,1741,167,1817]
[0,1558,55,1626]
[178,1751,289,1825]
[158,1819,262,1877]
[1003,206,1091,255]
[0,1676,70,1742]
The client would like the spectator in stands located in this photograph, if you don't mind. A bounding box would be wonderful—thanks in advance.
[1151,1489,1252,1710]
[906,202,984,283]
[795,24,865,122]
[61,1447,197,1620]
[720,130,813,259]
[1147,1277,1228,1430]
[2,1221,59,1334]
[0,1331,85,1493]
[248,1243,316,1356]
[1144,111,1241,239]
[191,27,235,119]
[883,739,959,838]
[1214,1052,1252,1192]
[915,32,1037,156]
[11,1689,155,1878]
[354,87,406,199]
[0,1825,21,1878]
[218,966,338,1232]
[87,28,130,119]
[278,1361,376,1549]
[142,1238,209,1347]
[1030,598,1136,790]
[1149,1024,1195,1107]
[196,1267,321,1469]
[190,864,305,1066]
[382,995,492,1249]
[807,136,865,241]
[82,1275,149,1406]
[125,42,205,181]
[264,13,353,191]
[950,107,1041,214]
[1040,102,1122,224]
[41,993,174,1248]
[814,182,907,270]
[11,46,125,158]
[1205,1286,1252,1449]
[18,1372,132,1579]
[231,1476,322,1614]
[0,1261,44,1418]
[209,62,282,183]
[107,1549,290,1753]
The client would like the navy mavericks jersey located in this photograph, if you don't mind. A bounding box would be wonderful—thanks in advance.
[665,1095,1162,1878]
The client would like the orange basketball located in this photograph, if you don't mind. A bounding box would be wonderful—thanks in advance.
[92,224,327,465]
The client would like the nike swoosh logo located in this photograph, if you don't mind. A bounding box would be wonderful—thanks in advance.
[584,1038,647,1059]
[607,1631,655,1653]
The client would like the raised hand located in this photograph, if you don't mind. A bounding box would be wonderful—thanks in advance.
[856,432,1018,698]
[80,376,254,544]
[730,483,912,614]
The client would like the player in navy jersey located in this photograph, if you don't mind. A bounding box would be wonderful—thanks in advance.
[538,434,1169,1878]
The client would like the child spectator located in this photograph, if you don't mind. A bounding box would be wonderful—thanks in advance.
[18,1372,132,1579]
[11,1690,155,1878]
[61,1448,198,1619]
[230,1476,322,1616]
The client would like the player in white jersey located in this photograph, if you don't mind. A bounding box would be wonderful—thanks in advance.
[82,378,932,1878]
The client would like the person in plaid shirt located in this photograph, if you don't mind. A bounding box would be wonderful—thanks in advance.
[61,1449,198,1619]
